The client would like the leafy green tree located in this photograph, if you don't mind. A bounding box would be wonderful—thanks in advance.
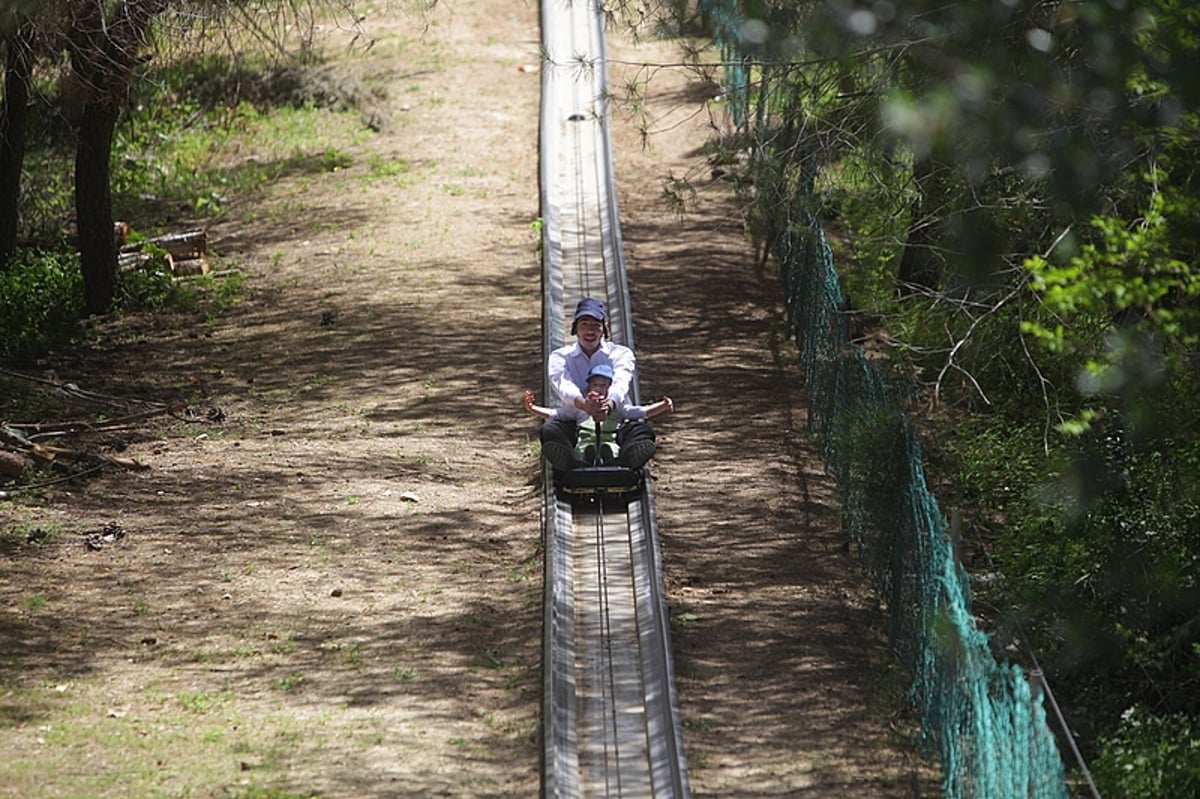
[693,0,1200,791]
[1023,183,1200,403]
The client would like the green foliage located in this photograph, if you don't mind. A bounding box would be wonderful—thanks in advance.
[702,0,1200,786]
[0,251,85,363]
[114,90,364,225]
[942,419,1051,518]
[16,151,75,246]
[1023,188,1200,359]
[816,151,910,305]
[5,49,345,367]
[124,263,247,319]
[121,256,188,311]
[1018,175,1200,438]
[1092,706,1200,799]
[979,424,1200,755]
[2,50,374,236]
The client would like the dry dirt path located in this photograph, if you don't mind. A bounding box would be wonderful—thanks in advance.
[605,38,937,796]
[1,2,936,797]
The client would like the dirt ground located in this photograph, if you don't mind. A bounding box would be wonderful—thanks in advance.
[1,2,939,797]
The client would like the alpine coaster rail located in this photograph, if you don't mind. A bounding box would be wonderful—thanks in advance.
[538,1,690,797]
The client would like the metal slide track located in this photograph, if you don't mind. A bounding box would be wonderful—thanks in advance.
[539,1,690,797]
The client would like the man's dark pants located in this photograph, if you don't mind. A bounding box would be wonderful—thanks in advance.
[539,416,655,467]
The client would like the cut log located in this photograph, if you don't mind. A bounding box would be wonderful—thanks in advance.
[121,229,206,260]
[172,253,209,276]
[0,449,28,480]
[121,229,210,275]
[118,250,153,272]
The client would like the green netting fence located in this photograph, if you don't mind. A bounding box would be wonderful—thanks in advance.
[697,3,1072,797]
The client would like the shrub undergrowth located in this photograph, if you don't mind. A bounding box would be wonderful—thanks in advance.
[0,251,85,363]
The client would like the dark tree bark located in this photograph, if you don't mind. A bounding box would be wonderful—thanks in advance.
[66,0,166,315]
[0,28,33,270]
[73,99,120,314]
[897,153,948,295]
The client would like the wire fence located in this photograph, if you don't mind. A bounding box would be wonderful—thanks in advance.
[775,98,1071,799]
[697,1,1072,795]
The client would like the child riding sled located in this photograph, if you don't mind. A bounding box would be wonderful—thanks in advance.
[525,361,673,470]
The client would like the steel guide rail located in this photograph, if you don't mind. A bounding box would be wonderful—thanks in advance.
[538,0,690,796]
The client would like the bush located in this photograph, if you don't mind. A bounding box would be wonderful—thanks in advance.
[121,250,193,312]
[1093,706,1200,798]
[0,251,85,363]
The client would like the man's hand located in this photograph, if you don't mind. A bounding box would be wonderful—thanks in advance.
[575,390,611,420]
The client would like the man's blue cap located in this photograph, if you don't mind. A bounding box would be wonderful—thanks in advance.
[586,362,615,382]
[573,297,607,322]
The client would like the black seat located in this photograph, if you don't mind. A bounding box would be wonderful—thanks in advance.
[556,465,644,503]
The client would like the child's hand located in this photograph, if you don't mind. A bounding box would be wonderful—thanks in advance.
[523,390,536,413]
[661,395,674,414]
[581,391,606,418]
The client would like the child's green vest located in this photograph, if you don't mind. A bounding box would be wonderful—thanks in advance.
[575,416,621,463]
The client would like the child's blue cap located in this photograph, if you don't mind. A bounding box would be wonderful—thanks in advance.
[586,363,615,382]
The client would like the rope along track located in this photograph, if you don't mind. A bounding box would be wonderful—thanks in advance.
[538,0,690,796]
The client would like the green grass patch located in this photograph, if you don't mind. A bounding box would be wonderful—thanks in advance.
[0,674,330,798]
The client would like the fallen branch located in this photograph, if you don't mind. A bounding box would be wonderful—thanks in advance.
[0,462,107,499]
[0,427,147,471]
[0,367,170,411]
[23,442,148,471]
[9,400,188,441]
[1,371,224,494]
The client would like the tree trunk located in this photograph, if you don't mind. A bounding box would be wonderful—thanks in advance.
[897,154,948,295]
[66,0,168,316]
[74,100,120,315]
[67,0,172,314]
[0,29,32,270]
